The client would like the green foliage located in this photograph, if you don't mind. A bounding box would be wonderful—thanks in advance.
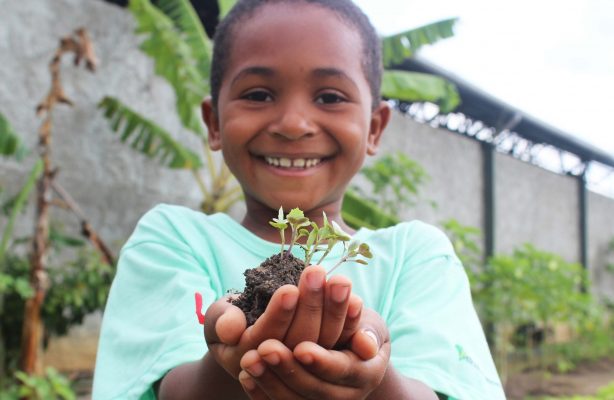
[353,152,430,217]
[0,160,43,262]
[98,96,203,169]
[0,112,26,159]
[381,18,458,66]
[129,0,208,134]
[380,19,461,112]
[341,189,399,230]
[153,0,212,78]
[382,70,461,113]
[482,245,590,330]
[0,367,75,400]
[528,380,614,400]
[269,207,371,271]
[0,230,115,373]
[441,220,614,381]
[442,218,482,286]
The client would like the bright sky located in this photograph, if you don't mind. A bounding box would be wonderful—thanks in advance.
[354,0,614,196]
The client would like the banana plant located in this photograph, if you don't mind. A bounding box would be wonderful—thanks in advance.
[99,0,459,220]
[381,18,460,113]
[99,0,241,214]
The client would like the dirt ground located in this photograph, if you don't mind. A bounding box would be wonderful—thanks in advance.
[505,358,614,399]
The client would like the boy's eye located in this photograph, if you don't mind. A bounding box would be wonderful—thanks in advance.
[315,92,346,104]
[242,90,273,102]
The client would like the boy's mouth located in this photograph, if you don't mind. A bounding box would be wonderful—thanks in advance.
[263,156,323,169]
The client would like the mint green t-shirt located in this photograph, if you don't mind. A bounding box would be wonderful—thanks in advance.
[93,204,505,399]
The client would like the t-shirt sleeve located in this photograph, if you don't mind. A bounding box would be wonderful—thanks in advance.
[92,206,218,400]
[388,222,505,400]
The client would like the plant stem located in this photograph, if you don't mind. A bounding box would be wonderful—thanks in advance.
[327,255,348,275]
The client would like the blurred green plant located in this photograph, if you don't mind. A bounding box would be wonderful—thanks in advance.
[0,112,27,160]
[528,379,614,400]
[442,219,610,383]
[0,226,114,378]
[0,367,75,400]
[352,152,430,217]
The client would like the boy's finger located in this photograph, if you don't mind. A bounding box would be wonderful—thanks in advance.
[238,370,268,400]
[204,296,246,346]
[318,275,352,348]
[350,308,390,360]
[336,293,363,346]
[293,341,389,389]
[283,265,326,349]
[250,284,299,344]
[255,339,355,399]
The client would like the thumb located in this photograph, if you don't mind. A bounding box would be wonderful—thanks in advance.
[204,295,247,346]
[350,308,389,360]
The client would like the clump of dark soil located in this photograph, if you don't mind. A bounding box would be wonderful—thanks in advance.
[231,252,306,326]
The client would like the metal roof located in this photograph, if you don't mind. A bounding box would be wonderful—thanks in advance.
[398,57,614,169]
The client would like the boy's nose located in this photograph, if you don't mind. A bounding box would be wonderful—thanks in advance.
[269,103,316,140]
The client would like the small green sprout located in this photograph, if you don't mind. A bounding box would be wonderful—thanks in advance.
[285,208,310,255]
[269,207,288,254]
[269,207,373,272]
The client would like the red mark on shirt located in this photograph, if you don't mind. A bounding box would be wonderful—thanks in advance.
[195,292,205,324]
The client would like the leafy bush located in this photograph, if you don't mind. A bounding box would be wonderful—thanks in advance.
[0,367,75,400]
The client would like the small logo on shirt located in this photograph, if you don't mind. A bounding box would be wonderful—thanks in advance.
[456,344,501,387]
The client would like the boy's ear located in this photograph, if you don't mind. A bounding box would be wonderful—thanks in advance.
[201,97,222,151]
[366,100,391,156]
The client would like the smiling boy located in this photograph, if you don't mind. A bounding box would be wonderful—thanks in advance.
[93,1,505,399]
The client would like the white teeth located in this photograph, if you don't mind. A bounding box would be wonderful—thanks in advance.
[264,157,322,168]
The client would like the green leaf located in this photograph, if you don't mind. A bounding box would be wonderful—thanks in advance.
[358,243,373,258]
[381,70,460,113]
[49,226,86,249]
[381,18,458,66]
[218,0,236,18]
[342,189,399,230]
[129,0,207,134]
[287,208,310,228]
[0,159,43,263]
[0,112,27,159]
[152,0,212,79]
[98,96,203,169]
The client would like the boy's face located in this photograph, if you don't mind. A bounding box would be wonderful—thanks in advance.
[203,3,390,215]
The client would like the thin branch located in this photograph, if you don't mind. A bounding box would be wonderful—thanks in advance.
[51,181,115,266]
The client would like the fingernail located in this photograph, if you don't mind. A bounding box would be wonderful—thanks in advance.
[246,362,265,377]
[348,301,362,319]
[262,352,280,365]
[306,270,324,291]
[240,374,256,391]
[331,284,350,303]
[281,293,298,310]
[296,352,314,365]
[364,329,379,347]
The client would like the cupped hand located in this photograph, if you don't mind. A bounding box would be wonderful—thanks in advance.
[238,308,391,400]
[204,284,300,378]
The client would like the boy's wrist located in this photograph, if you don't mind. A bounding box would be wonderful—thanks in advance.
[158,353,247,400]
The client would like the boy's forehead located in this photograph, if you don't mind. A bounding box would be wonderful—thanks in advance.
[225,3,364,76]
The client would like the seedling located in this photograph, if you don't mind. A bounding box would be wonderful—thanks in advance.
[196,207,373,326]
[270,207,372,273]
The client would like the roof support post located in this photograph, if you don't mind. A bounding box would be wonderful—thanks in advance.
[578,169,588,271]
[482,141,496,260]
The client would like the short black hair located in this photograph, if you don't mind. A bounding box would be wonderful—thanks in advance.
[209,0,382,110]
